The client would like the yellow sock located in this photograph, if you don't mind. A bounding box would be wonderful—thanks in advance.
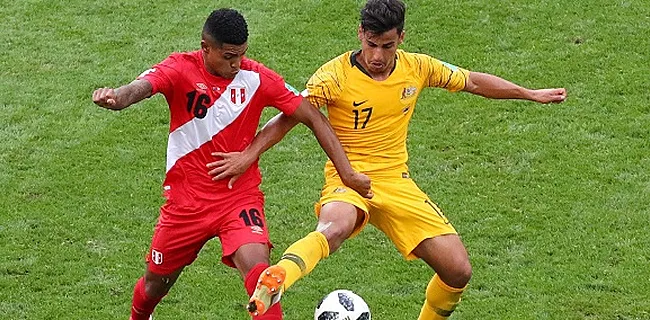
[418,274,466,320]
[277,231,330,290]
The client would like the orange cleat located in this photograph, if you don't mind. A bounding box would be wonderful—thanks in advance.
[247,265,286,316]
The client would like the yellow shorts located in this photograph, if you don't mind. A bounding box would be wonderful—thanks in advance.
[315,171,457,260]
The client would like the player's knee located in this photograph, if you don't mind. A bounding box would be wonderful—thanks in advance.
[447,261,472,288]
[144,275,173,298]
[458,262,472,286]
[321,222,354,253]
[318,205,359,253]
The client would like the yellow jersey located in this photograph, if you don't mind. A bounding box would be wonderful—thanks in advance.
[306,49,469,177]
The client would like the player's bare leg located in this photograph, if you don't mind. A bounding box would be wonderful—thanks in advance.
[316,202,362,253]
[232,243,285,319]
[247,202,362,316]
[232,243,272,278]
[130,267,183,320]
[413,235,472,320]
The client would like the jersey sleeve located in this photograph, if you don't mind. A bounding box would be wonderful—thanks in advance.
[259,68,302,115]
[416,54,469,92]
[305,58,345,108]
[137,55,181,97]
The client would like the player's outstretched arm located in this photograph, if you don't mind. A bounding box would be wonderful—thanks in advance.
[92,79,153,110]
[463,71,566,104]
[291,99,373,199]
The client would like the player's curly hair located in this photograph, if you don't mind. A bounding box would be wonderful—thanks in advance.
[360,0,406,35]
[203,8,248,46]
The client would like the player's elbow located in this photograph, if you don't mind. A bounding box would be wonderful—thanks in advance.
[462,72,481,95]
[278,113,301,134]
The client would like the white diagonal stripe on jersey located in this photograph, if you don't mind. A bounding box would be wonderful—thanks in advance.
[166,70,261,172]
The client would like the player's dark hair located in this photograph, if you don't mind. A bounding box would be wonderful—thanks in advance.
[360,0,406,34]
[203,8,248,46]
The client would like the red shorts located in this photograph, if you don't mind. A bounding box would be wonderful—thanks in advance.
[145,189,272,274]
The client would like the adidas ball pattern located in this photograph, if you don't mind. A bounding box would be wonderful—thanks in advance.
[314,290,371,320]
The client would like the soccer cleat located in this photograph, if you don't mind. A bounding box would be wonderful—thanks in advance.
[247,265,286,316]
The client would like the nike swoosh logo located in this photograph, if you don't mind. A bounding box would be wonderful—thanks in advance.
[352,100,368,107]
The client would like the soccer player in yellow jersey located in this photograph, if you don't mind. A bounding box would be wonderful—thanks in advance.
[210,0,566,318]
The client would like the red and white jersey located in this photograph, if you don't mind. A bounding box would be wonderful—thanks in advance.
[138,51,301,202]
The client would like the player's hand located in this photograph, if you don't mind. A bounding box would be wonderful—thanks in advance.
[207,151,255,189]
[531,88,567,104]
[92,87,119,109]
[342,172,373,199]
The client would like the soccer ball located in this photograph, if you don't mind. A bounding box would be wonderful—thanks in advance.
[314,289,371,320]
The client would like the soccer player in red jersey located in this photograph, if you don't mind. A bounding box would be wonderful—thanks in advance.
[92,8,371,320]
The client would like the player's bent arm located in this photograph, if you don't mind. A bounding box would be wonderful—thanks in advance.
[245,112,300,160]
[206,112,300,185]
[92,79,153,110]
[290,99,373,198]
[463,71,566,104]
[291,99,355,177]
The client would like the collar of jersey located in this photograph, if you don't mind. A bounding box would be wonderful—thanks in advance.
[350,50,398,80]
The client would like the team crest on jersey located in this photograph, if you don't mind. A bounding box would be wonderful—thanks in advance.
[151,249,163,265]
[230,87,247,105]
[401,86,417,100]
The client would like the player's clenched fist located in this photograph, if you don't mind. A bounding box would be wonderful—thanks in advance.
[91,80,153,111]
[92,87,118,109]
[345,172,374,199]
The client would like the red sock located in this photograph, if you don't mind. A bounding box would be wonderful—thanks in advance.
[245,263,283,320]
[130,277,163,320]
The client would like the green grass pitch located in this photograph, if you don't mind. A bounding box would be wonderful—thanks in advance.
[1,0,649,319]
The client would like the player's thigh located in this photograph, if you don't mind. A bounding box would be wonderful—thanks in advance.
[369,178,456,260]
[231,242,271,277]
[413,235,471,288]
[217,190,272,269]
[316,201,364,252]
[317,182,370,240]
[148,206,212,275]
